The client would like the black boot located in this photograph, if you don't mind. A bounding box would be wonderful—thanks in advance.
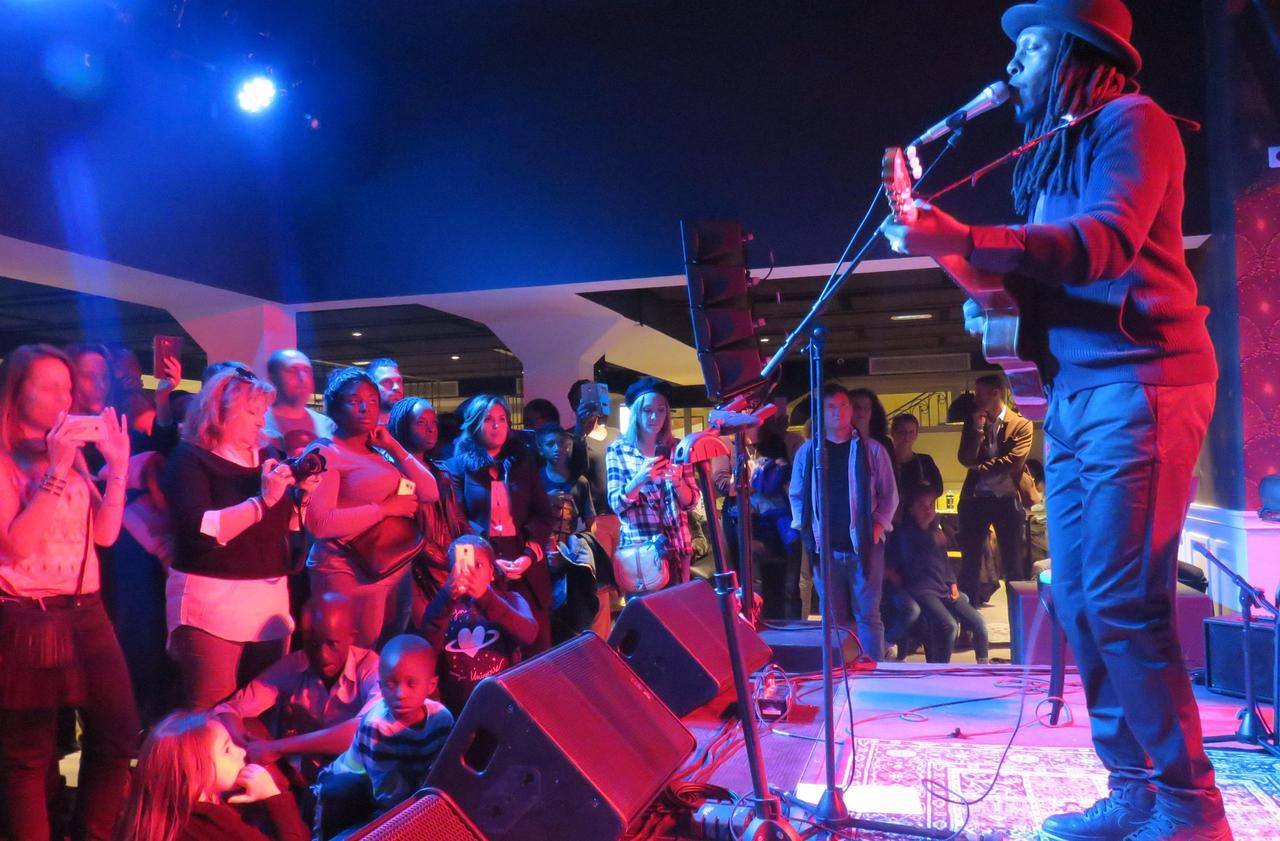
[1041,785,1156,841]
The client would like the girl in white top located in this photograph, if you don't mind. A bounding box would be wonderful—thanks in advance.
[0,344,137,841]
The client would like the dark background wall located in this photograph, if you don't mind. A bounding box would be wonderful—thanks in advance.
[0,1,1210,303]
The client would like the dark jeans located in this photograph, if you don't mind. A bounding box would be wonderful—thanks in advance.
[0,602,140,841]
[914,591,988,663]
[812,546,884,660]
[314,771,375,840]
[957,493,1026,604]
[171,625,288,709]
[882,581,921,650]
[1045,381,1222,821]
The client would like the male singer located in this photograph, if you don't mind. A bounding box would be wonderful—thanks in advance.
[882,2,1228,840]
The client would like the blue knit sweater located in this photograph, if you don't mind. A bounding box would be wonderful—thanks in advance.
[967,94,1217,392]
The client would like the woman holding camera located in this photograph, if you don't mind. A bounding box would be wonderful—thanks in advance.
[163,367,318,709]
[445,394,555,654]
[0,344,138,841]
[606,378,700,598]
[304,369,439,648]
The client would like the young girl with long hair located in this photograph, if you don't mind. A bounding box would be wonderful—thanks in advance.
[114,710,306,841]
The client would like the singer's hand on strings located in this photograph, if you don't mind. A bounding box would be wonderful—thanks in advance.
[880,202,973,258]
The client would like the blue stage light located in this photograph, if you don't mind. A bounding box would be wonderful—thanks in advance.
[236,76,276,113]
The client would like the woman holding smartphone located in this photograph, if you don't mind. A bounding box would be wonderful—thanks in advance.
[445,394,555,654]
[304,368,439,648]
[0,344,138,841]
[606,378,700,597]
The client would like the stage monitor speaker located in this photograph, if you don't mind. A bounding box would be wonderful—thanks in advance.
[1007,580,1213,669]
[607,579,773,716]
[758,621,860,674]
[426,632,695,841]
[1204,614,1276,703]
[350,787,487,840]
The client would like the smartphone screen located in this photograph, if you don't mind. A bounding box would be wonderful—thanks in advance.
[153,335,183,377]
[397,477,416,496]
[579,382,611,418]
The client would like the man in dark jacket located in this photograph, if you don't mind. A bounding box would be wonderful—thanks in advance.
[881,2,1228,840]
[956,374,1034,605]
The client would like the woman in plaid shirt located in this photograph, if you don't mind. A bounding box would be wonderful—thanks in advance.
[605,378,699,596]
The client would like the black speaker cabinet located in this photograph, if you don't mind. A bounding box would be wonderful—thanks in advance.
[1204,614,1277,703]
[350,788,487,840]
[607,578,773,716]
[426,632,695,841]
[758,621,860,674]
[1008,579,1213,669]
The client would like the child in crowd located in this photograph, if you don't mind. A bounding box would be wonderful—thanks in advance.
[420,535,540,715]
[887,484,989,664]
[114,710,308,841]
[313,634,454,839]
[537,426,601,639]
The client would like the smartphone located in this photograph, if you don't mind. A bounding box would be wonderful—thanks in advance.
[655,443,672,461]
[63,414,106,442]
[396,477,416,496]
[578,382,611,418]
[153,335,183,378]
[455,542,474,567]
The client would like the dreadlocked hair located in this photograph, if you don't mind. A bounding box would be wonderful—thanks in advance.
[1010,34,1139,216]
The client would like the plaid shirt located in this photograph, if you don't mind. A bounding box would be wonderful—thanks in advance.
[606,438,699,580]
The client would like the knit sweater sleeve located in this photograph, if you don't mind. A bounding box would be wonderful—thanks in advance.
[967,97,1177,287]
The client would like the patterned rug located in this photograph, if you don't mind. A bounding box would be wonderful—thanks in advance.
[817,739,1280,840]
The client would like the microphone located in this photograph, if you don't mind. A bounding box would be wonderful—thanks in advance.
[912,81,1011,147]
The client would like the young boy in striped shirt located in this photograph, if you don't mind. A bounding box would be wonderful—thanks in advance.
[313,634,454,838]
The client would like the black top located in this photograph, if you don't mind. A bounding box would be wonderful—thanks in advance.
[825,439,853,553]
[897,453,944,499]
[444,443,556,610]
[886,519,952,600]
[163,442,294,579]
[178,795,308,841]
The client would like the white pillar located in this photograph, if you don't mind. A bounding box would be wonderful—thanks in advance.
[170,302,297,377]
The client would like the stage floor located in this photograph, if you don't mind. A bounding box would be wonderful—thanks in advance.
[633,662,1278,840]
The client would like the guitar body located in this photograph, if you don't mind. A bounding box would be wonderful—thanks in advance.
[883,148,1046,420]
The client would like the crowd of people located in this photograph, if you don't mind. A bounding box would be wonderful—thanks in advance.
[0,340,1040,841]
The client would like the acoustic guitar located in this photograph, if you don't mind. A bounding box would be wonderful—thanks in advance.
[881,146,1047,419]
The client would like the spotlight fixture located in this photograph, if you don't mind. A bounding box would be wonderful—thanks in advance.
[351,331,363,337]
[760,336,771,343]
[237,76,277,114]
[450,355,461,361]
[890,313,933,322]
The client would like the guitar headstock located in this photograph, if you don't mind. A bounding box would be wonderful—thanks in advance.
[881,146,921,224]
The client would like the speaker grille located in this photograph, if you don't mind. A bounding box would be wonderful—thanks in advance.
[352,788,486,840]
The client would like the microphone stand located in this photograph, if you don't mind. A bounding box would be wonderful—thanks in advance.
[675,428,801,841]
[1194,543,1280,757]
[754,130,964,840]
